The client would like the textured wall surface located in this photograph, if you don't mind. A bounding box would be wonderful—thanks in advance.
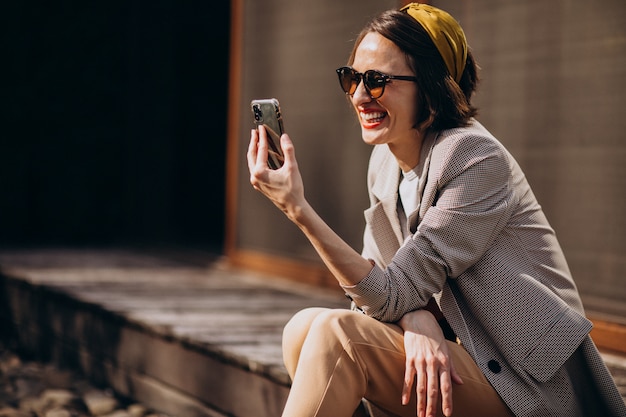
[236,0,396,261]
[234,0,626,321]
[436,0,626,320]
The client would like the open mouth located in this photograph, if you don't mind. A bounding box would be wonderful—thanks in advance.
[360,111,387,127]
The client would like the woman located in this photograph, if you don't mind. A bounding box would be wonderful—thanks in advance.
[247,3,626,417]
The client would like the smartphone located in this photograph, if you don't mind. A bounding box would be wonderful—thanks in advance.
[251,98,285,169]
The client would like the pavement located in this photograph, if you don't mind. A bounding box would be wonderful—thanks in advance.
[0,342,172,417]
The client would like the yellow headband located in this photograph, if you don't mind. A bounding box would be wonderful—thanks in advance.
[400,3,467,83]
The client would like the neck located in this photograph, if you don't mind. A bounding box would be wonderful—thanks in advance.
[388,130,425,172]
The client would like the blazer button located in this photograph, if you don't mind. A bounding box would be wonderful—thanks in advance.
[488,360,501,374]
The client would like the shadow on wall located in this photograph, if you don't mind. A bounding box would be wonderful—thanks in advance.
[2,2,230,250]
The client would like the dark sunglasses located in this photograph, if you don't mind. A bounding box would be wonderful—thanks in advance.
[336,66,418,99]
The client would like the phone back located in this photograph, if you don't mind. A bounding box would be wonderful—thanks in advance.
[251,98,285,169]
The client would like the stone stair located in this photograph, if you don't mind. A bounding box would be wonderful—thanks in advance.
[0,248,624,416]
[0,248,347,417]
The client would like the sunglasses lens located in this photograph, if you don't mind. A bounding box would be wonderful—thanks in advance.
[364,71,385,99]
[336,68,388,98]
[337,67,359,95]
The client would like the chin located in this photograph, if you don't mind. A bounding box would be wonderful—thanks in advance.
[361,128,387,146]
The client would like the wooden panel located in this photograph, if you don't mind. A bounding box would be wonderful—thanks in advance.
[229,249,336,289]
[590,318,626,355]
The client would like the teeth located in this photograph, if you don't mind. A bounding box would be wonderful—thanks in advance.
[360,111,386,122]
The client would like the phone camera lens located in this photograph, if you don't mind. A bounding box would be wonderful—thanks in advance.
[253,105,262,122]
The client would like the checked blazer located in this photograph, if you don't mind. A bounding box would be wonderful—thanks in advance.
[342,120,626,416]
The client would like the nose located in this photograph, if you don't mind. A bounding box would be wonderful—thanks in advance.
[351,78,372,104]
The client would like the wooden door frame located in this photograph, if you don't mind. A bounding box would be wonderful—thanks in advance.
[223,0,336,288]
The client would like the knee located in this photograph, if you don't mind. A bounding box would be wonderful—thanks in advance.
[310,308,359,328]
[306,308,364,349]
[283,307,328,348]
[282,308,359,375]
[283,308,361,356]
[282,307,328,376]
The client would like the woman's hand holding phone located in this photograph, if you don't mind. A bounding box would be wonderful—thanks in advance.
[251,98,285,169]
[247,103,375,288]
[247,125,306,222]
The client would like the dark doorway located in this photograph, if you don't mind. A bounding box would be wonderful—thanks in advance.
[2,2,230,252]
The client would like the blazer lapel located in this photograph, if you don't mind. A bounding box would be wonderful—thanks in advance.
[364,131,440,263]
[408,130,439,233]
[364,149,403,263]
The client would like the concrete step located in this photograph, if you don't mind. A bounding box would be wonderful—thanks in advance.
[1,248,624,416]
[0,248,348,417]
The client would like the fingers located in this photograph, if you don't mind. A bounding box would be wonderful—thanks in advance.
[439,343,462,417]
[402,361,415,406]
[415,355,440,417]
[247,125,271,170]
[280,133,295,167]
[404,347,458,417]
[247,128,259,173]
[415,361,427,417]
[248,126,272,190]
[425,357,439,417]
[450,359,464,385]
[400,313,461,417]
[249,127,294,174]
[438,362,453,417]
[255,125,269,168]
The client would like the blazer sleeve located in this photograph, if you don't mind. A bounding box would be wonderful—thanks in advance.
[344,131,517,322]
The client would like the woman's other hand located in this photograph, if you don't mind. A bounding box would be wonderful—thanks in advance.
[399,310,463,417]
[247,125,306,221]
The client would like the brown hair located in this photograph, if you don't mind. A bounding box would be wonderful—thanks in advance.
[348,10,479,132]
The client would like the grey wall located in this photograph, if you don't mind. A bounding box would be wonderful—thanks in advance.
[236,0,397,262]
[437,0,626,320]
[234,0,626,320]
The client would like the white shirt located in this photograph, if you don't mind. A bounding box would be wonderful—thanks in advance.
[398,167,420,239]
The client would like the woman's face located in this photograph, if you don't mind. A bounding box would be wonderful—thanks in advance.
[351,32,419,149]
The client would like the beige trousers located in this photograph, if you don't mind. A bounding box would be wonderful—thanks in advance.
[281,308,514,417]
